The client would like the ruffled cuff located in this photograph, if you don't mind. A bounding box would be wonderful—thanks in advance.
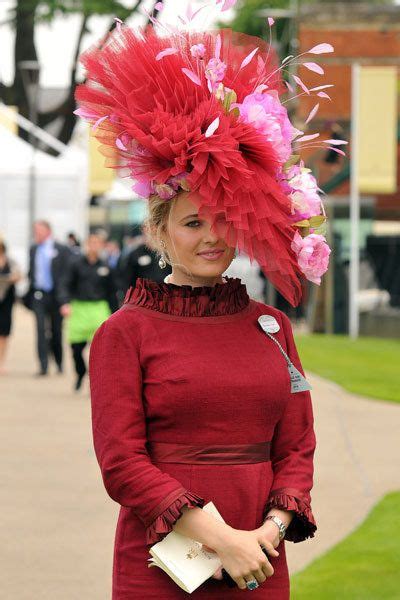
[264,489,317,543]
[146,490,205,545]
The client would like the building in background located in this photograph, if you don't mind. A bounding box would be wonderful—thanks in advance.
[295,2,400,336]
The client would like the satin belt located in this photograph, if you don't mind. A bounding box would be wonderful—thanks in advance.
[147,441,271,464]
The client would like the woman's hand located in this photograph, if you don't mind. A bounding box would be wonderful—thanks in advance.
[203,526,280,591]
[60,303,71,317]
[256,519,281,549]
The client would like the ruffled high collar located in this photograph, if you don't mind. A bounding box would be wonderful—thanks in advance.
[124,277,250,317]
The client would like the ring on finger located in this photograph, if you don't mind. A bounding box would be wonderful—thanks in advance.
[245,579,259,591]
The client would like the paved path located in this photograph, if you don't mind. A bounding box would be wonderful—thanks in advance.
[1,305,399,599]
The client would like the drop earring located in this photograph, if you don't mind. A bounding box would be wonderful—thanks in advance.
[159,240,167,269]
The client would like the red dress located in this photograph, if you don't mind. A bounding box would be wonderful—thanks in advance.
[89,277,317,599]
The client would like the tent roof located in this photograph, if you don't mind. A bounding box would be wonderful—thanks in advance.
[0,125,84,176]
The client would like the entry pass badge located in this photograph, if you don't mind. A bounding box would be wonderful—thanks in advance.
[257,315,312,394]
[138,254,152,267]
[258,315,280,334]
[287,364,312,393]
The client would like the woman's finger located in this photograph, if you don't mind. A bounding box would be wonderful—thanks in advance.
[250,568,267,584]
[236,576,249,591]
[261,541,279,558]
[212,567,223,579]
[261,560,274,578]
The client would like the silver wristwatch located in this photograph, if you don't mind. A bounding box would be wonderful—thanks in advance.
[264,515,286,540]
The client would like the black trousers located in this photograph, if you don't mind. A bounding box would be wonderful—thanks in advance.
[71,341,87,378]
[32,291,63,373]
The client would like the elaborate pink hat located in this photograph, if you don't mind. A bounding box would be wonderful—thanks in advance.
[74,3,346,306]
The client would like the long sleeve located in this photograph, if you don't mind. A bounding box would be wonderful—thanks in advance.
[88,313,205,545]
[263,311,317,543]
[55,246,75,306]
[57,255,77,306]
[105,269,119,313]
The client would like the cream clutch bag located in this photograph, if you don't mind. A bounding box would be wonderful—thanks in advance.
[148,501,225,593]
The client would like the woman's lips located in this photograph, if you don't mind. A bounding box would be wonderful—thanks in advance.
[197,250,225,261]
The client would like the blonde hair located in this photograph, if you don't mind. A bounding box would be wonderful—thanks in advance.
[143,194,173,256]
[143,192,193,277]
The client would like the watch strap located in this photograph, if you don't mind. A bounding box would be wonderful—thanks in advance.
[264,515,286,540]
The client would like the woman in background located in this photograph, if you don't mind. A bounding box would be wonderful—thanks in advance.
[60,233,117,390]
[0,240,21,374]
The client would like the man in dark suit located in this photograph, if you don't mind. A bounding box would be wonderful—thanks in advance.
[117,226,171,303]
[28,220,72,376]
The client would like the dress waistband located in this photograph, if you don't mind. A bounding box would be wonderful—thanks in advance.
[147,441,271,464]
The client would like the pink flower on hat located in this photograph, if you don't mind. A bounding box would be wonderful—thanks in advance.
[235,91,296,163]
[291,231,331,284]
[205,58,227,88]
[154,183,176,200]
[286,165,322,220]
[132,178,155,198]
[190,43,206,59]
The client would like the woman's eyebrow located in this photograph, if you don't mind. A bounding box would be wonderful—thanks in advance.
[180,213,199,221]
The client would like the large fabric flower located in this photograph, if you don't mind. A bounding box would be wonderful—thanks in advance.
[286,165,322,220]
[234,91,296,163]
[291,231,331,285]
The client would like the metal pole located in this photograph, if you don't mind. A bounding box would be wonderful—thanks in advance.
[324,201,334,334]
[349,63,360,339]
[19,62,40,247]
[28,92,37,243]
[288,0,299,83]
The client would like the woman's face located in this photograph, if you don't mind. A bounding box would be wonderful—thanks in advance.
[162,193,235,284]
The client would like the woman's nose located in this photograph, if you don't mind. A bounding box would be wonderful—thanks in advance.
[202,224,220,244]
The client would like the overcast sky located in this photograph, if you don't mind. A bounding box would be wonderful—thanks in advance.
[0,0,235,88]
[4,0,399,89]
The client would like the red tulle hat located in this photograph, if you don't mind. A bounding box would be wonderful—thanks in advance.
[75,14,342,306]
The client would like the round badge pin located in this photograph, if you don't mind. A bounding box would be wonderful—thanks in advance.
[258,315,280,334]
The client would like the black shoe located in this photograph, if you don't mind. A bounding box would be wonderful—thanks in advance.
[74,373,85,391]
[34,370,47,377]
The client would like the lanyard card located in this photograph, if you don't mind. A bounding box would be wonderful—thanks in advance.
[258,315,312,394]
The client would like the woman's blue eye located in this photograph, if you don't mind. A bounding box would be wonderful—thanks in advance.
[186,220,200,227]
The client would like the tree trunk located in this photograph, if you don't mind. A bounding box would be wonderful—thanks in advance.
[9,0,156,151]
[13,0,40,140]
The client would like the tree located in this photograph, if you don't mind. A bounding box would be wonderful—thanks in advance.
[224,0,288,39]
[1,0,157,150]
[227,0,395,40]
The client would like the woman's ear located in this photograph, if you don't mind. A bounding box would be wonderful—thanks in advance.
[159,223,169,246]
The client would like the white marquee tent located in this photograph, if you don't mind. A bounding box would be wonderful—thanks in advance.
[0,123,89,280]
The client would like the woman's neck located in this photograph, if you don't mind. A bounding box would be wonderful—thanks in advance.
[86,253,98,264]
[165,272,225,287]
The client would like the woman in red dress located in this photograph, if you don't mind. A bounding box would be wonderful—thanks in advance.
[76,5,340,597]
[89,192,317,599]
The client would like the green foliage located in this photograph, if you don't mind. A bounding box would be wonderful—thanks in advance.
[295,333,400,403]
[291,491,400,599]
[35,0,137,21]
[226,0,395,38]
[223,0,290,39]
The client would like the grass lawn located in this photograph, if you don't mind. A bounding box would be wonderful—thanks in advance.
[291,491,400,600]
[294,334,400,404]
